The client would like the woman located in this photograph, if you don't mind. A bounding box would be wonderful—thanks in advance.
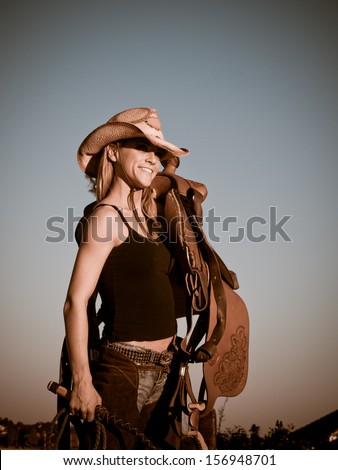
[63,107,188,448]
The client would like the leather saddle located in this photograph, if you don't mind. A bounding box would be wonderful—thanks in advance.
[151,166,249,448]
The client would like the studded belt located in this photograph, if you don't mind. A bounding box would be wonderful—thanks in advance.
[106,342,175,367]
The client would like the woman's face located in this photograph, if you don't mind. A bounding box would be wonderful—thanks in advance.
[114,138,164,188]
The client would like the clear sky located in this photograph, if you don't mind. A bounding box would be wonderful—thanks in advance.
[1,0,337,434]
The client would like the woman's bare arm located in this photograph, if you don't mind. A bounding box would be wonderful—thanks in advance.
[63,206,122,421]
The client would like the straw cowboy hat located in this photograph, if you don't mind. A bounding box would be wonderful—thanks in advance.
[77,107,189,177]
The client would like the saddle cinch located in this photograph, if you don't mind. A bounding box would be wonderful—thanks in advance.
[150,161,249,450]
[51,161,249,450]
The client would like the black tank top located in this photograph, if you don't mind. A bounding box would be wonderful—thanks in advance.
[96,205,176,342]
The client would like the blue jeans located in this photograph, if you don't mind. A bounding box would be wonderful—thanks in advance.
[80,343,173,449]
[137,367,168,411]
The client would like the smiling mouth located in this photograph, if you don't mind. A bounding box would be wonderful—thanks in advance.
[139,166,153,174]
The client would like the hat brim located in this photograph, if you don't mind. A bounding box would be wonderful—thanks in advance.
[77,121,189,177]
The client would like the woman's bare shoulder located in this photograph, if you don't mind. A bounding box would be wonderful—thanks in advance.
[82,204,124,245]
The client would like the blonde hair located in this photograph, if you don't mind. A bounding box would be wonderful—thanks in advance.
[86,143,158,220]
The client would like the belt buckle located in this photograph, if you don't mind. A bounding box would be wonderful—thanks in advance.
[159,350,173,367]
